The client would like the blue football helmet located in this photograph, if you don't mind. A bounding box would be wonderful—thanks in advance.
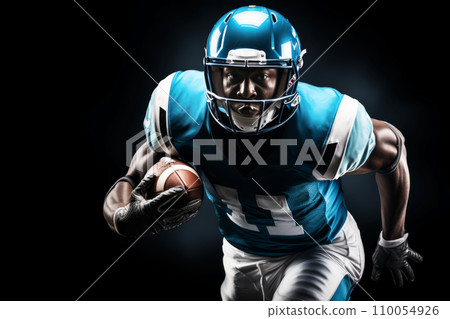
[204,5,306,134]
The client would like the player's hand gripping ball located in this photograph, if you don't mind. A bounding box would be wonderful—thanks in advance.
[143,157,203,232]
[114,157,203,237]
[146,157,203,204]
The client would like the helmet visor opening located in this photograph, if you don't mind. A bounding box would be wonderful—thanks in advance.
[207,65,292,101]
[204,58,300,134]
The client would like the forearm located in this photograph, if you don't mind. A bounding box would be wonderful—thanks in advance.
[371,149,423,287]
[103,181,134,232]
[103,143,164,232]
[350,119,422,285]
[375,145,410,240]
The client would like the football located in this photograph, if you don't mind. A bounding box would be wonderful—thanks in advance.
[146,157,204,207]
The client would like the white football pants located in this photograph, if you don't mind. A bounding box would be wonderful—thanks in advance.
[220,212,365,301]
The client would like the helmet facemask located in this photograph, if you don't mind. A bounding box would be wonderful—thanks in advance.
[204,50,300,134]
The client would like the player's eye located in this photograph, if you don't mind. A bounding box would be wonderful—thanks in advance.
[227,72,241,83]
[254,73,269,82]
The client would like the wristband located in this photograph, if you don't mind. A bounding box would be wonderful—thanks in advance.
[378,231,408,248]
[113,205,129,236]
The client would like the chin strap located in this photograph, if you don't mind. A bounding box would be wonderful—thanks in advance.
[298,48,307,69]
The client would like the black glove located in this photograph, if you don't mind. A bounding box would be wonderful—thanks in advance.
[371,232,423,287]
[113,170,202,237]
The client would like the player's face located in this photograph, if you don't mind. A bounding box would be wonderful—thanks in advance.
[222,67,278,117]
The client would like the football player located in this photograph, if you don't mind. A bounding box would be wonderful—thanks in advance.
[103,6,422,300]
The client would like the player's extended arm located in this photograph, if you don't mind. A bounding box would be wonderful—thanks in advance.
[103,143,201,237]
[348,119,422,287]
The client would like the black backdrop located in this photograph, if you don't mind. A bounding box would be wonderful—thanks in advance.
[10,0,448,301]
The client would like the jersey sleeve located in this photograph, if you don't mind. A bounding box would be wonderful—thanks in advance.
[313,95,376,180]
[143,72,177,154]
[143,70,208,155]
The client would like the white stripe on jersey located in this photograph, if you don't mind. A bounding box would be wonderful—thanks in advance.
[313,95,359,180]
[146,72,177,154]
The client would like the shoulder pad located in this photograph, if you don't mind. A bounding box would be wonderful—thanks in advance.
[144,70,207,154]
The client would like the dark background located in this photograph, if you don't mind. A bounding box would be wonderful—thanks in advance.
[9,0,447,301]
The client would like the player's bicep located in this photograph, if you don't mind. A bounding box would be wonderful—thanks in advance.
[348,119,403,174]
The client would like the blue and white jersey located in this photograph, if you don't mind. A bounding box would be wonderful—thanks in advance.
[144,70,375,256]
